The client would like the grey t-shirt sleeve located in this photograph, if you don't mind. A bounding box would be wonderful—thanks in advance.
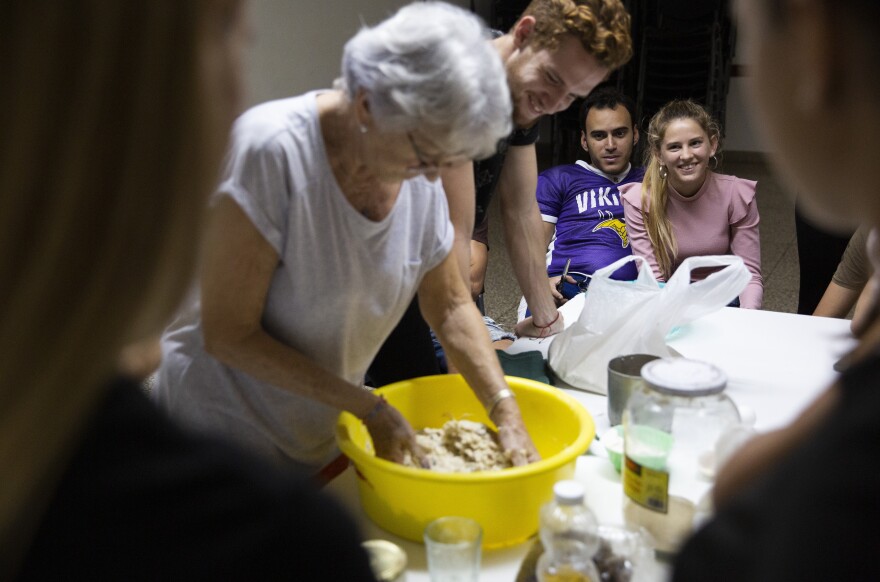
[215,128,291,256]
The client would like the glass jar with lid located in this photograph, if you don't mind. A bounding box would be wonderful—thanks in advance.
[621,357,740,556]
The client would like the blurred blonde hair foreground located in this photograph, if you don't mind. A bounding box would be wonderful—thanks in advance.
[0,0,242,570]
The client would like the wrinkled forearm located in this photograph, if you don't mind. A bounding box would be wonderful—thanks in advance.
[425,296,509,407]
[419,254,540,465]
[203,324,378,418]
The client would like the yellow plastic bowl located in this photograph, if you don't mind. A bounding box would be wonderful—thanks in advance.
[336,375,594,548]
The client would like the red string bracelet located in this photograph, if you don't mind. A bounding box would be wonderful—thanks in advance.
[535,311,560,329]
[535,311,560,338]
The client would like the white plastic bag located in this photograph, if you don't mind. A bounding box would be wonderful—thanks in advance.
[547,255,751,394]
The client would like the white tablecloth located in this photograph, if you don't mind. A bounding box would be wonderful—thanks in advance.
[325,308,856,581]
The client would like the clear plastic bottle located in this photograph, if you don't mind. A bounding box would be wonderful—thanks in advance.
[536,480,601,582]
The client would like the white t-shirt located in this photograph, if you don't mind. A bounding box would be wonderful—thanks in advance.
[156,92,454,470]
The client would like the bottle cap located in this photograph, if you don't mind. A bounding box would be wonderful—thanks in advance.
[553,480,585,505]
[641,358,727,396]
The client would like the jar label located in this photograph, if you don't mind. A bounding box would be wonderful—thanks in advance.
[623,454,669,514]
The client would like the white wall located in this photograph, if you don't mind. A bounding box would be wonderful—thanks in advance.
[722,32,769,154]
[724,80,766,153]
[242,0,470,107]
[242,2,767,153]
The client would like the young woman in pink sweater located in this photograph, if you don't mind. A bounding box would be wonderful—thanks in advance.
[620,100,763,309]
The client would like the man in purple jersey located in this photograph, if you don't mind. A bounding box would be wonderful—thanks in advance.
[541,87,644,290]
[520,87,643,318]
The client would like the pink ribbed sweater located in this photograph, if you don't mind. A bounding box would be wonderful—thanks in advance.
[620,171,763,309]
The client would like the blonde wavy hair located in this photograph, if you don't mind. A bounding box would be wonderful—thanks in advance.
[518,0,633,70]
[0,0,240,570]
[641,99,722,278]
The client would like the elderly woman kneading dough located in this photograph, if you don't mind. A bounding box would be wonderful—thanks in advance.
[156,2,540,475]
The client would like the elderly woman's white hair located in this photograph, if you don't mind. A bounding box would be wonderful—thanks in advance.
[336,1,511,161]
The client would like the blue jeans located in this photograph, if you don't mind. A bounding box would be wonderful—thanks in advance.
[558,272,591,300]
[525,272,591,318]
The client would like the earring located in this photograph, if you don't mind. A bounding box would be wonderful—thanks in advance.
[359,124,368,134]
[710,155,719,170]
[659,165,668,179]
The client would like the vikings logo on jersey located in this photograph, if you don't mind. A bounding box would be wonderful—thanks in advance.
[592,209,628,248]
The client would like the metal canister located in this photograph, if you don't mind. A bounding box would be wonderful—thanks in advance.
[362,539,407,582]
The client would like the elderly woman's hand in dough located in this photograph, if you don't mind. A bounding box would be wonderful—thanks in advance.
[364,399,429,467]
[491,399,541,466]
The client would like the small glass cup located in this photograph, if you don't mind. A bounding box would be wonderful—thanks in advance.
[423,516,482,582]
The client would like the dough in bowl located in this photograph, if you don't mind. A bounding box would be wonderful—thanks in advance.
[403,419,513,473]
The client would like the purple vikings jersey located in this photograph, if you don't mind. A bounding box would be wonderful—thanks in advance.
[537,161,645,280]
